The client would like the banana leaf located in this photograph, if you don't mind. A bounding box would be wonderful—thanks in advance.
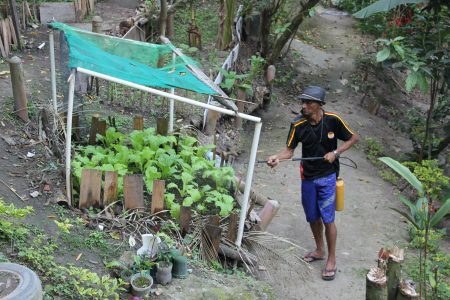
[430,198,450,227]
[354,0,429,18]
[379,157,424,195]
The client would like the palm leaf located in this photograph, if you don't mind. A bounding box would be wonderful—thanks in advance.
[430,199,450,227]
[399,195,417,217]
[379,157,424,194]
[390,207,420,229]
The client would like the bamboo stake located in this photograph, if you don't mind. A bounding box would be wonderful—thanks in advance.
[387,247,404,300]
[366,267,388,300]
[396,279,419,300]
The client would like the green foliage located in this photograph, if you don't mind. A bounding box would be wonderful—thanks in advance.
[403,160,450,202]
[0,199,33,242]
[73,128,237,218]
[220,69,253,97]
[409,227,445,253]
[54,219,74,234]
[364,137,384,162]
[249,55,266,79]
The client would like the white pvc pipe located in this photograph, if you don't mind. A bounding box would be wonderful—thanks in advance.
[65,70,76,206]
[49,30,57,114]
[236,122,262,247]
[169,52,176,132]
[76,67,261,123]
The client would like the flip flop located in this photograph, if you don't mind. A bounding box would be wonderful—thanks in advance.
[303,252,324,263]
[322,267,337,281]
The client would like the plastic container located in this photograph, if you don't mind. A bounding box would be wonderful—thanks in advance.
[172,255,188,279]
[335,177,344,211]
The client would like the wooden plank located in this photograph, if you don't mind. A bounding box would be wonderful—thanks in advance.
[227,212,238,242]
[179,206,191,236]
[134,115,144,130]
[123,174,144,210]
[208,215,220,226]
[8,0,22,49]
[2,20,10,55]
[0,31,6,57]
[79,168,102,209]
[88,114,99,145]
[204,224,222,253]
[156,117,168,136]
[151,179,165,214]
[8,17,17,46]
[103,171,118,207]
[97,120,107,137]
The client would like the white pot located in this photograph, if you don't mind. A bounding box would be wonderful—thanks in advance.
[136,234,161,257]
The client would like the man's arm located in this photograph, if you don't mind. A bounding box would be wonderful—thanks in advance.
[267,147,295,168]
[324,133,359,163]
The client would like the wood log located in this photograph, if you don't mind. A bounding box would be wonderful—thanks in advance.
[179,206,191,236]
[8,56,29,122]
[218,244,258,265]
[79,168,102,209]
[0,31,6,57]
[134,115,144,130]
[156,117,169,135]
[151,179,165,214]
[123,174,145,210]
[103,171,118,207]
[366,267,388,300]
[227,212,238,242]
[387,247,404,300]
[88,114,100,145]
[396,279,419,300]
[258,200,280,231]
[97,120,107,137]
[235,176,268,206]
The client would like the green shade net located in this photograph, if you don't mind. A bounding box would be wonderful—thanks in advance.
[50,22,218,95]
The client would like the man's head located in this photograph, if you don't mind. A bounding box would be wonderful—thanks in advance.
[298,86,326,118]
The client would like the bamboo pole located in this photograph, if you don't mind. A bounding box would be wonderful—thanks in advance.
[387,247,404,300]
[65,71,76,205]
[396,279,419,300]
[366,267,388,300]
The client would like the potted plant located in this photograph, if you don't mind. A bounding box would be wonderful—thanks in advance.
[130,271,153,297]
[156,250,173,285]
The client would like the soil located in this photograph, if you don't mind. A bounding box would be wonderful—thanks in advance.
[234,7,413,300]
[0,271,20,297]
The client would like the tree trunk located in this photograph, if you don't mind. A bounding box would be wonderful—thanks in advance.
[259,7,272,58]
[419,79,437,161]
[387,247,404,300]
[222,0,236,49]
[159,0,168,37]
[216,0,225,49]
[166,0,175,39]
[267,0,320,65]
[366,267,388,300]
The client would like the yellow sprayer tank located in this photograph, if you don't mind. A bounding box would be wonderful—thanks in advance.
[336,177,344,211]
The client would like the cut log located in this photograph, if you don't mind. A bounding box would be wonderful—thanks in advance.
[258,200,280,231]
[9,56,29,122]
[179,206,191,236]
[103,171,118,207]
[134,115,144,130]
[366,267,388,300]
[156,117,168,135]
[396,279,418,300]
[79,168,102,209]
[151,179,165,214]
[387,247,404,300]
[97,120,107,136]
[235,176,268,206]
[88,114,100,145]
[123,174,144,210]
[218,244,258,265]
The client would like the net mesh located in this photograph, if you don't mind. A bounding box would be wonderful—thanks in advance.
[50,22,217,95]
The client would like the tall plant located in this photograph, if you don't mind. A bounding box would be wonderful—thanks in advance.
[379,157,450,298]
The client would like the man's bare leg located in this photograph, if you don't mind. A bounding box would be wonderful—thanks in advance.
[323,222,337,275]
[305,220,325,259]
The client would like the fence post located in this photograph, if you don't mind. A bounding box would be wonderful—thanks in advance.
[91,15,103,33]
[8,56,28,122]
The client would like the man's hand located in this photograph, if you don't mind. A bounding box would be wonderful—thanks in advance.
[267,155,279,168]
[324,152,337,163]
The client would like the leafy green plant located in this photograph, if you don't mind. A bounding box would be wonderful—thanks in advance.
[54,219,74,234]
[0,199,33,243]
[220,69,253,97]
[364,137,384,162]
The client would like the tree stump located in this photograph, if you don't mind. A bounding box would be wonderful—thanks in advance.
[396,279,419,300]
[366,267,388,300]
[387,247,404,300]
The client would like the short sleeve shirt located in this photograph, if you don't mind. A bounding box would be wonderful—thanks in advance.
[286,111,354,179]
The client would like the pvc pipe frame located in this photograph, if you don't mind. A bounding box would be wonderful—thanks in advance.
[65,67,262,247]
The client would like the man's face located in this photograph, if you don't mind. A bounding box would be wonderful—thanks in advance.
[301,100,322,117]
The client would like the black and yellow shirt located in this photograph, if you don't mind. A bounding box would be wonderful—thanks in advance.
[286,111,354,179]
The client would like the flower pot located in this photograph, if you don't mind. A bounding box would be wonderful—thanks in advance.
[130,273,153,297]
[137,234,161,257]
[172,255,188,279]
[156,262,173,285]
[119,269,133,291]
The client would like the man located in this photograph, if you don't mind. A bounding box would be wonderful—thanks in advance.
[267,86,359,281]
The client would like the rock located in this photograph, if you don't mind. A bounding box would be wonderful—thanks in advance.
[119,251,135,269]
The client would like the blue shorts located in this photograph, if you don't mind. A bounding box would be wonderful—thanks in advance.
[301,173,336,224]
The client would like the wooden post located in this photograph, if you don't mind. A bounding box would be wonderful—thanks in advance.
[179,206,191,236]
[97,120,107,137]
[156,117,169,135]
[8,0,21,49]
[72,114,80,141]
[123,174,145,210]
[234,88,246,128]
[91,16,103,33]
[204,111,219,136]
[258,200,280,231]
[396,279,419,300]
[366,267,388,300]
[387,247,404,300]
[151,179,165,214]
[103,171,118,207]
[227,212,238,242]
[79,169,102,209]
[8,56,28,122]
[89,114,100,144]
[204,224,222,254]
[134,115,144,130]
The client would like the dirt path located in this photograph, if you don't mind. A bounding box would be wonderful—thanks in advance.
[236,8,410,299]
